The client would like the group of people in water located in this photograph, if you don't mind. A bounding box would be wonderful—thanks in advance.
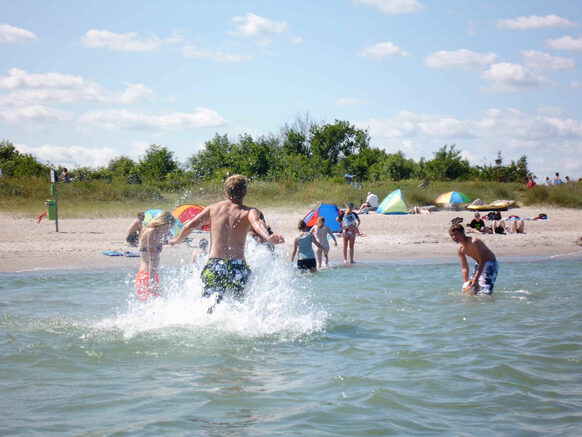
[126,175,503,309]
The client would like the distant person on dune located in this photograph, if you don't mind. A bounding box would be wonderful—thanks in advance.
[169,174,284,313]
[449,223,498,295]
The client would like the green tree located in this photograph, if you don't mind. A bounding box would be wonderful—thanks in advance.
[425,144,471,181]
[0,139,49,177]
[309,120,370,176]
[188,134,235,180]
[138,144,180,184]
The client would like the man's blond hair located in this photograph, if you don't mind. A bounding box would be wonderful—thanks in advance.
[225,174,247,200]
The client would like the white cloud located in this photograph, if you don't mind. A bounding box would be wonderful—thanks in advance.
[0,105,73,122]
[15,143,118,168]
[352,0,424,15]
[521,50,575,72]
[337,97,366,106]
[181,45,251,62]
[291,37,303,44]
[358,108,582,178]
[0,68,155,106]
[0,23,37,43]
[496,14,576,30]
[359,42,409,59]
[545,35,582,52]
[77,108,227,131]
[425,49,498,69]
[80,29,163,52]
[481,62,551,92]
[230,13,288,37]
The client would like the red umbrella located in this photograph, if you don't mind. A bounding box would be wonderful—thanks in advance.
[172,204,210,231]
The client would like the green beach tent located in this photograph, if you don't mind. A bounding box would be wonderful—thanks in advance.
[376,189,408,215]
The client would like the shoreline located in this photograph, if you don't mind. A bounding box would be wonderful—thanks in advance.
[2,206,582,273]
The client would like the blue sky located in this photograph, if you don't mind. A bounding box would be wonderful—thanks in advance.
[1,0,581,180]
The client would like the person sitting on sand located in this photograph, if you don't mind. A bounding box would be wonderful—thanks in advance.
[291,220,324,273]
[169,174,284,313]
[449,223,498,295]
[126,212,145,247]
[358,192,379,214]
[337,202,360,264]
[469,212,491,234]
[310,216,337,268]
[136,211,175,301]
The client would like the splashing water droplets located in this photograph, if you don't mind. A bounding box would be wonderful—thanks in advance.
[98,237,327,341]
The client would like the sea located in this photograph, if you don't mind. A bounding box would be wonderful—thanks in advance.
[1,241,581,436]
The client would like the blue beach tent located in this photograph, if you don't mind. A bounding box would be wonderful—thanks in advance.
[303,203,341,232]
[376,189,409,215]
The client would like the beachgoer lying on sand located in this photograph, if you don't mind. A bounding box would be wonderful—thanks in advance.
[508,219,525,234]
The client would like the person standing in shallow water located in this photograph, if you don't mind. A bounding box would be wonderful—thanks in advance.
[136,211,175,301]
[310,216,337,268]
[291,220,324,273]
[169,175,284,313]
[449,223,498,295]
[337,202,360,264]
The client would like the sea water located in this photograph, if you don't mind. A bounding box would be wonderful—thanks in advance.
[1,242,581,436]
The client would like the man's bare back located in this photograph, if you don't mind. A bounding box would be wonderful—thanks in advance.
[169,175,283,259]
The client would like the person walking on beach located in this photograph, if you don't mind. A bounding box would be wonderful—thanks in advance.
[337,202,360,264]
[136,211,176,301]
[291,220,325,273]
[126,212,145,247]
[169,174,284,312]
[449,223,498,295]
[310,216,337,268]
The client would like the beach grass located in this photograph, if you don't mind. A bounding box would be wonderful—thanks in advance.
[1,176,580,218]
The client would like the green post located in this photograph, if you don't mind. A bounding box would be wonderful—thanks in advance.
[49,170,59,232]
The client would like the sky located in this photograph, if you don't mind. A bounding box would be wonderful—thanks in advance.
[1,0,581,181]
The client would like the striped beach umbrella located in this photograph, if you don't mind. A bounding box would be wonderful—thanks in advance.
[435,191,472,204]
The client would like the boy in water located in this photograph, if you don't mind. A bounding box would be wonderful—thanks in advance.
[169,175,284,312]
[449,223,498,295]
[310,216,337,268]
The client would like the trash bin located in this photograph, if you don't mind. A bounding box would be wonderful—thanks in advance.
[45,199,56,220]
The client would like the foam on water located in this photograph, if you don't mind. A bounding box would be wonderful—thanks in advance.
[96,238,328,340]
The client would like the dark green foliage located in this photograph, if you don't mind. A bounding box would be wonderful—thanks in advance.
[0,140,50,178]
[425,144,471,181]
[138,144,180,185]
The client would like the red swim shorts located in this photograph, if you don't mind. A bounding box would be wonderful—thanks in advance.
[135,270,161,301]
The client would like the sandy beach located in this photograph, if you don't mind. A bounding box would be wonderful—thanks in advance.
[2,206,581,273]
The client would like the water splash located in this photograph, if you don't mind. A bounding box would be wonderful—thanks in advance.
[97,238,328,340]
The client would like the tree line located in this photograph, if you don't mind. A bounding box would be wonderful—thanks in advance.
[0,118,530,188]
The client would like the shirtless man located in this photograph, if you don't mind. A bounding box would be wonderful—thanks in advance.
[169,175,284,311]
[126,212,145,247]
[449,223,499,295]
